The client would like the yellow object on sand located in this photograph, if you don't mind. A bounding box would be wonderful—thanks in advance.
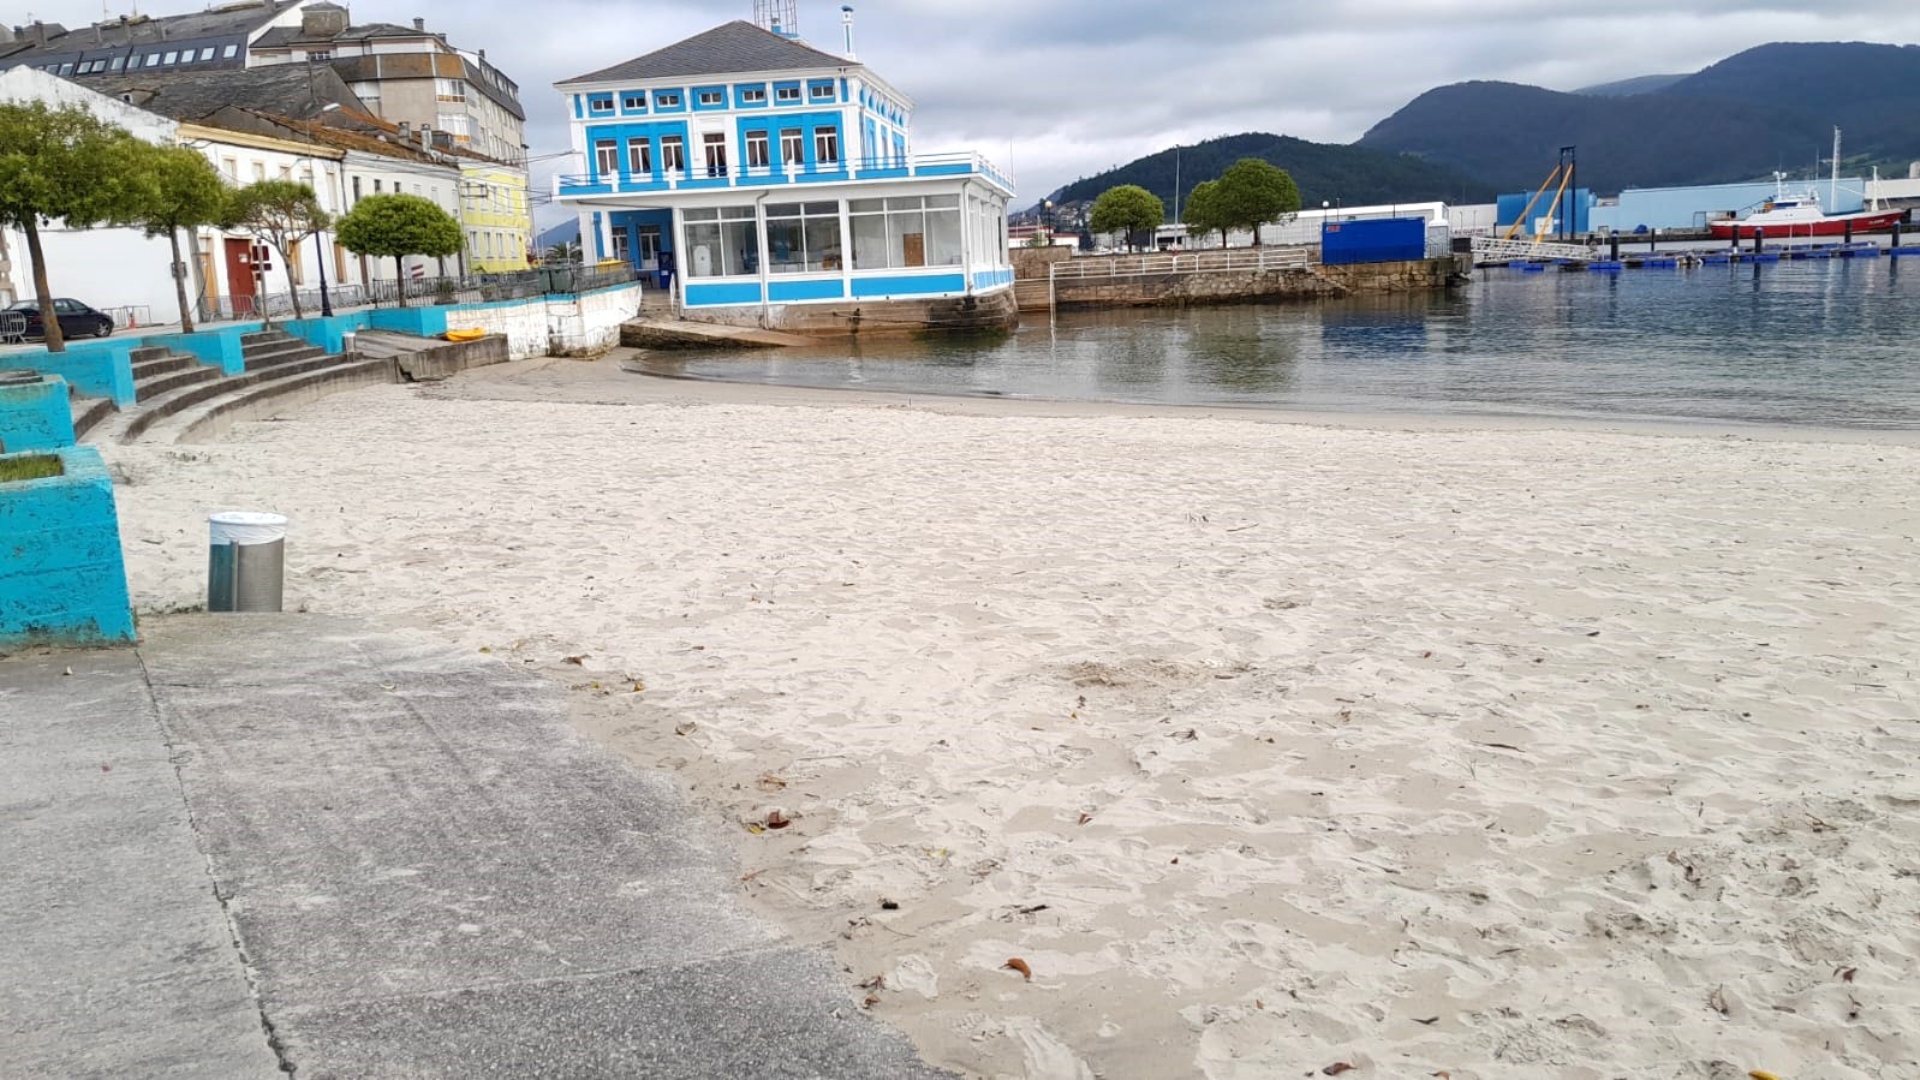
[1749,1071,1784,1080]
[444,328,487,343]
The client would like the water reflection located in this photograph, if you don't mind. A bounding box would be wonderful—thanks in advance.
[650,258,1920,427]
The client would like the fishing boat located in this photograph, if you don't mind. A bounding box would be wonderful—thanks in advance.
[1710,128,1907,240]
[1708,185,1904,241]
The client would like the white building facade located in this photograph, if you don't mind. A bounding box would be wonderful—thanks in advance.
[553,18,1016,332]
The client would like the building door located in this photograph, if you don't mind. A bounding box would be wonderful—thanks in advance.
[611,227,631,264]
[638,225,661,271]
[224,238,257,315]
[902,232,926,268]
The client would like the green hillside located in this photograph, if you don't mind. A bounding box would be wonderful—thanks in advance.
[1046,133,1494,217]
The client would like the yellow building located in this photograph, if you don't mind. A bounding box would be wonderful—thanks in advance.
[459,161,533,271]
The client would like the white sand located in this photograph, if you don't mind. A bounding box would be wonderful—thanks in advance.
[109,358,1920,1080]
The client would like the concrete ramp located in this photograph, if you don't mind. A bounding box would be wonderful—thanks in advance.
[620,319,814,350]
[2,616,953,1079]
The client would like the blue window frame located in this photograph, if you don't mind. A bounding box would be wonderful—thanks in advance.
[693,85,727,109]
[653,89,683,110]
[588,93,614,114]
[808,79,836,102]
[737,84,768,107]
[774,82,802,104]
[621,92,647,113]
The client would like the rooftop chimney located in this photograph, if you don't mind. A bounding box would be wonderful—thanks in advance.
[412,16,425,31]
[32,21,47,47]
[398,120,411,140]
[840,6,856,61]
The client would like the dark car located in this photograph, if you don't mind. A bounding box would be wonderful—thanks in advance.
[5,298,114,340]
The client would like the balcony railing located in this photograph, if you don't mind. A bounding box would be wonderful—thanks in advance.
[556,151,1014,199]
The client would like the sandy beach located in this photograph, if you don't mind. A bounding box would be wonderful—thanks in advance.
[107,356,1920,1080]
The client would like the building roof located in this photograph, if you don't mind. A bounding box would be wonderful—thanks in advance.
[82,63,364,123]
[2,2,298,59]
[558,20,857,87]
[252,22,432,48]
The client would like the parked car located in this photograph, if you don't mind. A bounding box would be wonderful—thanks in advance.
[4,298,114,340]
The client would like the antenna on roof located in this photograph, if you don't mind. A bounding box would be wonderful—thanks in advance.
[753,0,799,39]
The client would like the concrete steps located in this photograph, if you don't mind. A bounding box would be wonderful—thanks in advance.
[97,329,382,445]
[69,392,116,442]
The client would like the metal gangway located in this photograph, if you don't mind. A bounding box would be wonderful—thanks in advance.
[1470,236,1595,264]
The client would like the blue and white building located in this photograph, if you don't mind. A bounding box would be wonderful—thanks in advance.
[553,11,1017,332]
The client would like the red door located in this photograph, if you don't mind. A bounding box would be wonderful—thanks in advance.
[224,238,256,316]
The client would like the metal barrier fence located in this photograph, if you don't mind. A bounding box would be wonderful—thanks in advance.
[101,305,154,331]
[191,265,639,324]
[1047,246,1313,282]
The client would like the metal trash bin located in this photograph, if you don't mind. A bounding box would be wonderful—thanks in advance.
[207,511,288,613]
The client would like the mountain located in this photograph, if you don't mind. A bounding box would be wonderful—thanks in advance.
[1042,132,1493,218]
[1575,74,1685,97]
[1359,42,1920,195]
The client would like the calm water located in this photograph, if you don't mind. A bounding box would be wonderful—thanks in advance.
[652,256,1920,428]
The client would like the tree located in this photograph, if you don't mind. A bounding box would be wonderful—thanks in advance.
[334,193,464,308]
[226,179,331,322]
[126,143,228,334]
[1087,184,1163,252]
[1214,158,1301,246]
[0,101,155,352]
[1180,179,1232,249]
[544,239,581,264]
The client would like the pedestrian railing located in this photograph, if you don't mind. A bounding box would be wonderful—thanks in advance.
[1048,246,1313,283]
[1469,236,1594,263]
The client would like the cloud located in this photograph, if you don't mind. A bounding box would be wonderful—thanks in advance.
[25,0,1920,214]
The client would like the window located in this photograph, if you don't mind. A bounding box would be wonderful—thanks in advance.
[58,62,73,75]
[223,44,238,58]
[660,135,685,174]
[109,57,124,71]
[682,206,757,277]
[163,51,177,64]
[222,157,238,180]
[252,162,267,182]
[145,54,160,67]
[765,201,842,274]
[373,178,383,193]
[279,165,293,180]
[745,131,769,170]
[810,82,835,101]
[594,139,618,176]
[702,132,728,177]
[779,129,803,168]
[437,113,471,138]
[851,195,962,270]
[740,87,766,104]
[437,78,467,103]
[589,98,612,115]
[627,137,651,175]
[697,89,724,106]
[200,47,215,60]
[775,84,800,103]
[351,175,362,202]
[654,90,680,108]
[814,126,839,165]
[621,93,646,111]
[611,228,630,262]
[307,49,329,61]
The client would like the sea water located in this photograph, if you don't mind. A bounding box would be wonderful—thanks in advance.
[653,257,1920,429]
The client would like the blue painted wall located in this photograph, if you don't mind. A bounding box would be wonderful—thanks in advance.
[0,375,76,452]
[1321,218,1429,265]
[0,341,137,405]
[0,444,136,648]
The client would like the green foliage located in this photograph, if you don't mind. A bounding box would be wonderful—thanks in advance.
[129,143,228,238]
[1216,158,1301,241]
[226,178,331,322]
[0,101,153,231]
[0,101,155,350]
[1055,132,1492,214]
[335,193,464,260]
[1180,180,1231,247]
[0,454,64,483]
[1088,185,1163,247]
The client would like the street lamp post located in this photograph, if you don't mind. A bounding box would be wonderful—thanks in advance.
[305,102,342,317]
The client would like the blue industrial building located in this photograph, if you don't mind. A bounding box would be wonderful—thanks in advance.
[1497,178,1870,235]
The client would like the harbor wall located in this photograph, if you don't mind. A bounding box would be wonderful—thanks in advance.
[1047,257,1454,310]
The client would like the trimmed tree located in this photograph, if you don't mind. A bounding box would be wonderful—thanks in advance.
[1180,179,1232,249]
[1088,184,1164,253]
[0,101,155,352]
[226,179,331,323]
[334,193,464,308]
[1215,158,1301,246]
[127,143,228,333]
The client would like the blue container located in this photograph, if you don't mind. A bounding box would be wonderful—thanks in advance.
[1321,218,1427,265]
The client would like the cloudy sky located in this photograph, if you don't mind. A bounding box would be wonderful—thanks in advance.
[26,0,1920,217]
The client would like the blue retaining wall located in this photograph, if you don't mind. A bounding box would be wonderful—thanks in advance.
[159,328,251,376]
[0,375,76,452]
[0,444,136,648]
[0,341,137,405]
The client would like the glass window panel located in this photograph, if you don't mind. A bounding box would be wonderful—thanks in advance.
[926,194,959,209]
[767,218,805,272]
[889,209,925,268]
[720,206,755,220]
[849,198,885,214]
[852,213,889,270]
[803,202,837,216]
[683,208,718,221]
[766,203,803,219]
[805,216,842,272]
[926,206,962,266]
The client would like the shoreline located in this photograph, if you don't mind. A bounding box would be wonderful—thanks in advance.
[109,357,1920,1080]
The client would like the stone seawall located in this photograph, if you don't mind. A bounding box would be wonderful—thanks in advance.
[674,288,1020,338]
[1042,257,1457,311]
